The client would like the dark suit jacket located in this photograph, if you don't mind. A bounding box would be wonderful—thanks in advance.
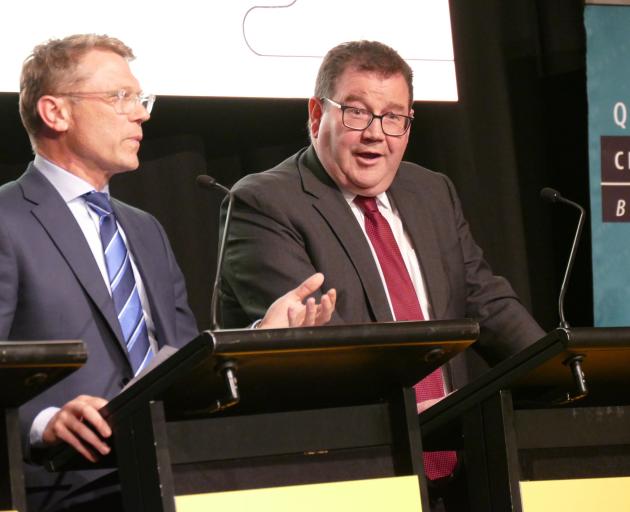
[0,163,198,511]
[221,146,544,386]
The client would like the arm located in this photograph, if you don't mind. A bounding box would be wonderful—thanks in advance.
[0,218,111,462]
[443,175,545,363]
[221,182,341,327]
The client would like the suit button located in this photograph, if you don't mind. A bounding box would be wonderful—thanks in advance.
[120,377,130,388]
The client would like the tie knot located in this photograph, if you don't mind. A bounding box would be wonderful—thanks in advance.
[354,195,379,214]
[83,191,113,218]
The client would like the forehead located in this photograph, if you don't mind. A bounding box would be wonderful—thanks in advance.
[332,67,411,109]
[74,49,139,89]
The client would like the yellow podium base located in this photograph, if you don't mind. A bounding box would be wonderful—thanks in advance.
[521,476,630,511]
[176,475,422,512]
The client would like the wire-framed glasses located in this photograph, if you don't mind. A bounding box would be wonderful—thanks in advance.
[55,89,156,114]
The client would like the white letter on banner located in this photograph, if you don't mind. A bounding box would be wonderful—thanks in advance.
[614,102,627,129]
[615,151,625,170]
[617,199,626,217]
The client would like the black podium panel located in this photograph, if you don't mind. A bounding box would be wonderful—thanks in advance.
[0,340,86,406]
[0,340,86,512]
[45,320,479,512]
[419,327,630,512]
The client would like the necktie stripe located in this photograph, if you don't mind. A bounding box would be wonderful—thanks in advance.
[103,231,124,261]
[109,251,131,292]
[112,274,136,314]
[117,290,143,337]
[89,203,110,217]
[83,191,154,375]
[134,344,153,376]
[126,314,146,351]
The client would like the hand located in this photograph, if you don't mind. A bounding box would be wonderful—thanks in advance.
[258,273,336,329]
[42,395,111,462]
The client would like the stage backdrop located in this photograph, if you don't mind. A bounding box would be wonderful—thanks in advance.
[585,0,630,325]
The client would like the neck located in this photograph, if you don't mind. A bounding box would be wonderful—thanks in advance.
[36,144,111,190]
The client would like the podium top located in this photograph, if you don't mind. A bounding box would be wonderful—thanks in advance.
[420,326,630,443]
[46,319,478,471]
[0,340,86,407]
[103,319,480,420]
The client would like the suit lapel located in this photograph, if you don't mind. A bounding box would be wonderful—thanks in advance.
[388,174,449,319]
[298,148,393,321]
[19,164,127,351]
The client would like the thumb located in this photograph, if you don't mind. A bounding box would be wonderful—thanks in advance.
[291,273,324,301]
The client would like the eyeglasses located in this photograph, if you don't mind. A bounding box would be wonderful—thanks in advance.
[322,97,413,137]
[55,89,156,114]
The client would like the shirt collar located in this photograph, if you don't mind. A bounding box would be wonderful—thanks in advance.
[343,189,392,212]
[34,154,110,203]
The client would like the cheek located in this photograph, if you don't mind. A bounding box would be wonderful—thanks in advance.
[387,138,407,159]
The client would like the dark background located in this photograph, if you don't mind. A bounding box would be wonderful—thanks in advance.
[0,0,590,333]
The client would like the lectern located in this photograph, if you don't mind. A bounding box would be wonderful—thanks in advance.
[420,326,630,511]
[46,319,478,512]
[0,340,86,512]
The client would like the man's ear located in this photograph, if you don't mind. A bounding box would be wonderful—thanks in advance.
[37,95,71,133]
[308,97,323,139]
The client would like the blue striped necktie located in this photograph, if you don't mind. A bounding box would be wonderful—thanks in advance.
[84,191,154,376]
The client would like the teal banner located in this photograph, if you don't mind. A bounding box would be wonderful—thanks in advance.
[586,3,630,326]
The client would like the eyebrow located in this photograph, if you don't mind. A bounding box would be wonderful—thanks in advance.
[342,94,408,113]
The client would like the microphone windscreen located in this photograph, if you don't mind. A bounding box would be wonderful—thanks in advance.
[540,187,561,203]
[196,174,216,189]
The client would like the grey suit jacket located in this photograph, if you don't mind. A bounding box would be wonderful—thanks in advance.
[221,146,544,384]
[0,163,198,510]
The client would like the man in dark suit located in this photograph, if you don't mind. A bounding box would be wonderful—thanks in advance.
[1,34,335,512]
[221,40,544,509]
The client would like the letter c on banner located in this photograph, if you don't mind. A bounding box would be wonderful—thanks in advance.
[615,151,625,170]
[614,102,627,129]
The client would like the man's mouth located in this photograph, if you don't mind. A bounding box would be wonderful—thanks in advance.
[355,151,381,160]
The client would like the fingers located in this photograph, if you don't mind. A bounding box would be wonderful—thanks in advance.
[42,395,111,463]
[259,273,336,329]
[316,289,336,325]
[291,273,324,301]
[303,297,317,325]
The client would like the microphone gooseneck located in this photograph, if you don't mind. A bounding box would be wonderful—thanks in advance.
[540,187,585,329]
[197,174,234,331]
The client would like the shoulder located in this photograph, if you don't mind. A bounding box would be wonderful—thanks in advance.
[0,179,23,205]
[234,152,301,189]
[0,177,35,222]
[231,151,304,202]
[396,160,457,194]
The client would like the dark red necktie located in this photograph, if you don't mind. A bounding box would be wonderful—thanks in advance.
[355,195,457,480]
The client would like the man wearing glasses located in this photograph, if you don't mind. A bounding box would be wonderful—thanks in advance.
[221,40,543,509]
[1,34,335,512]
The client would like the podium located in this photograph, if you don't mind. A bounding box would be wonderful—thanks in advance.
[420,326,630,511]
[0,340,86,512]
[46,319,478,512]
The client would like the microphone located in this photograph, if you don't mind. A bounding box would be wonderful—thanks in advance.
[540,187,585,329]
[196,174,234,331]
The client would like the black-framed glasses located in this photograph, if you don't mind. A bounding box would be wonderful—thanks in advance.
[54,89,156,114]
[322,97,413,136]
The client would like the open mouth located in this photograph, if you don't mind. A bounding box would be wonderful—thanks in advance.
[355,151,381,160]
